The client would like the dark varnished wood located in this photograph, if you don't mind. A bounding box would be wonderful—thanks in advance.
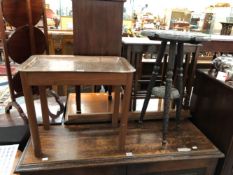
[73,0,125,56]
[72,0,125,112]
[127,159,218,175]
[16,120,223,175]
[139,30,210,144]
[191,69,233,175]
[0,0,50,121]
[201,35,233,52]
[121,37,202,110]
[1,0,43,27]
[7,26,46,64]
[138,41,167,122]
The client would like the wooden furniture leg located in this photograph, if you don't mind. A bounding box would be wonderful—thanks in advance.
[75,86,81,113]
[175,42,184,128]
[139,41,167,123]
[162,41,176,145]
[107,86,112,100]
[21,73,42,157]
[112,86,120,127]
[39,86,49,130]
[184,46,200,108]
[119,74,133,150]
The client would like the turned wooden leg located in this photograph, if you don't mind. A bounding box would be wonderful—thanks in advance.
[139,41,167,123]
[184,46,200,108]
[175,42,184,128]
[162,41,176,145]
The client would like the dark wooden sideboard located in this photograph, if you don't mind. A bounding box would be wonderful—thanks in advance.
[16,120,223,175]
[191,69,233,175]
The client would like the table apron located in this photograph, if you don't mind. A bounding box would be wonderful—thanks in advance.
[20,72,132,86]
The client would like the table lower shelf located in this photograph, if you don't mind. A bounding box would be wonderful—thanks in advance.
[64,93,190,124]
[16,120,223,175]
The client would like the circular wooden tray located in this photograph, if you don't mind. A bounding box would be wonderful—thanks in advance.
[2,0,43,27]
[7,25,46,64]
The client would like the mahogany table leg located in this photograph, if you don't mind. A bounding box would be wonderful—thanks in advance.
[20,73,42,157]
[112,86,120,127]
[119,74,133,150]
[39,86,50,130]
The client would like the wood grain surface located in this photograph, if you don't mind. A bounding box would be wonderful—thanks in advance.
[16,120,223,173]
[1,0,43,27]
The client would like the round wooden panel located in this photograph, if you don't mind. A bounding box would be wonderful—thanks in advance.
[2,0,43,27]
[12,72,22,93]
[7,25,46,64]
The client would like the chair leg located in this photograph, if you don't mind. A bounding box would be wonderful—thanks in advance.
[139,41,167,123]
[162,41,177,145]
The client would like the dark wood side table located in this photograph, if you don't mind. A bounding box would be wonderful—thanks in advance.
[18,55,135,157]
[191,69,233,175]
[139,30,210,144]
[121,37,201,110]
